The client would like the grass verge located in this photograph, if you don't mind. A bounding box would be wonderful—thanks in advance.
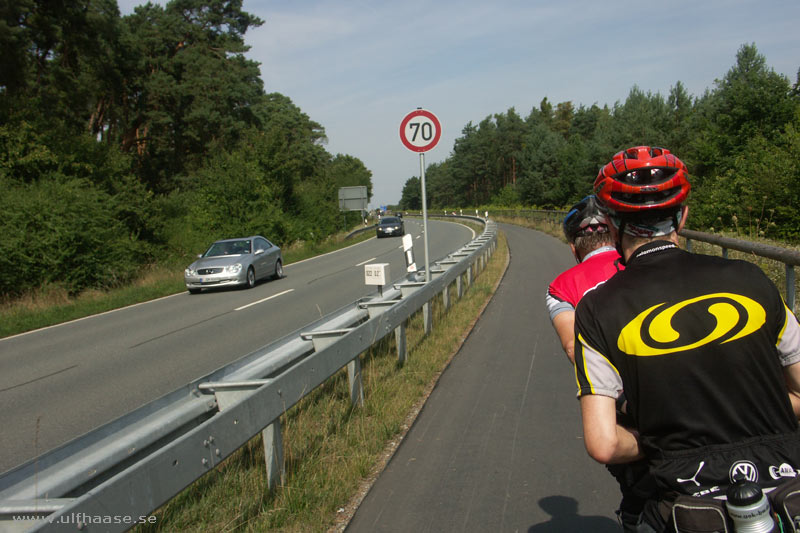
[678,235,800,314]
[0,229,375,339]
[494,213,800,313]
[133,231,509,533]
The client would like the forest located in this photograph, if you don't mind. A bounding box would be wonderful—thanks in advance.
[399,44,800,246]
[2,2,798,301]
[0,0,373,299]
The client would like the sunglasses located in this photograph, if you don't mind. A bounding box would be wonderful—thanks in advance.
[614,167,676,186]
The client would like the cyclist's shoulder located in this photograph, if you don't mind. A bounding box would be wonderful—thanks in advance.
[683,252,773,284]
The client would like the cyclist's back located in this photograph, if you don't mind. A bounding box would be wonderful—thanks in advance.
[577,240,800,494]
[573,146,800,532]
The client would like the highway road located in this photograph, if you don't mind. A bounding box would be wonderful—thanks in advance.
[0,218,475,474]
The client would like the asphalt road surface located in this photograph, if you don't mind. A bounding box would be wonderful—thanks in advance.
[0,219,474,474]
[345,222,621,533]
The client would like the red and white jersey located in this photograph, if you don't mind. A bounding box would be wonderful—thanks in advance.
[545,246,623,322]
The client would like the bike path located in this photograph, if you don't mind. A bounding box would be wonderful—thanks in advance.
[345,223,621,532]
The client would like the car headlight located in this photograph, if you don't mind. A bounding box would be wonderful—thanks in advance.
[226,263,243,274]
[185,267,195,276]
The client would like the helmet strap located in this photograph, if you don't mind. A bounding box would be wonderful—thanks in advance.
[569,243,581,264]
[615,219,627,266]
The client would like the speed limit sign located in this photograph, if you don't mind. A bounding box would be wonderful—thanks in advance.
[399,109,442,153]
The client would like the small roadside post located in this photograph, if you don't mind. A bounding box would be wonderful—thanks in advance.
[402,233,417,273]
[364,263,390,297]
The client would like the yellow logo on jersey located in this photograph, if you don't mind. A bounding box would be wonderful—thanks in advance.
[617,293,766,356]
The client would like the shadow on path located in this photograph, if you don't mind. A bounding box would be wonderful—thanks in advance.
[527,495,620,533]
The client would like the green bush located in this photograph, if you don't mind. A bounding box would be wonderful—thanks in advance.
[0,176,145,297]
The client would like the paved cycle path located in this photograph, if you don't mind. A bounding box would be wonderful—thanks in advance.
[345,223,622,532]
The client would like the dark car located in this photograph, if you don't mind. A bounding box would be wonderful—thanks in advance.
[184,236,283,293]
[376,216,405,238]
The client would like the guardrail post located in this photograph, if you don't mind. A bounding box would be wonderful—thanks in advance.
[264,419,285,490]
[722,247,728,259]
[442,283,450,310]
[203,380,285,491]
[686,239,693,253]
[395,321,407,364]
[423,302,432,335]
[467,264,473,286]
[457,273,463,298]
[787,264,796,314]
[300,329,364,406]
[348,356,364,407]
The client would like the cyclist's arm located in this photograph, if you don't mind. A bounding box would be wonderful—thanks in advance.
[784,361,800,419]
[552,310,575,364]
[777,305,800,418]
[580,394,644,464]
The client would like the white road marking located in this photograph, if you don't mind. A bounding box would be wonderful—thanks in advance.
[356,257,377,267]
[235,289,295,311]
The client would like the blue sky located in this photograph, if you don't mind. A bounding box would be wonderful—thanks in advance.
[118,0,800,209]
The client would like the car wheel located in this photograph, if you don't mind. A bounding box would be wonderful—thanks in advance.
[273,259,284,280]
[246,266,256,289]
[188,288,201,294]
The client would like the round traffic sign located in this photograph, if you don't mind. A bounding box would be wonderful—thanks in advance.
[399,109,442,153]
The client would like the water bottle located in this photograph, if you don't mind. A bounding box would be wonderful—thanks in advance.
[725,477,775,532]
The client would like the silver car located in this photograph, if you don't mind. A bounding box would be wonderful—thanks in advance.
[184,236,283,294]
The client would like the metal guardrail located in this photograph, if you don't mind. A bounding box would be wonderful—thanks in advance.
[0,217,497,532]
[681,229,800,313]
[489,208,799,314]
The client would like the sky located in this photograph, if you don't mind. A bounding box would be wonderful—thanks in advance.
[117,0,800,209]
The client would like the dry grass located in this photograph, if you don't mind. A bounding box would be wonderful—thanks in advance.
[0,229,372,339]
[494,212,800,313]
[0,264,185,338]
[493,214,564,241]
[680,234,800,314]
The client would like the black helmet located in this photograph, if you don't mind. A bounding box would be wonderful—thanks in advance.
[563,195,609,243]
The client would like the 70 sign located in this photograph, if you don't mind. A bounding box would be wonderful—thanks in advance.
[399,109,442,153]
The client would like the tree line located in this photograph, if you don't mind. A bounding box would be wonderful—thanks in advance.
[0,0,373,299]
[399,44,800,243]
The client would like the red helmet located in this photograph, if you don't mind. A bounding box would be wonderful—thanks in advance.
[594,146,690,213]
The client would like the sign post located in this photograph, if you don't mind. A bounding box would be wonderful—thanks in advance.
[338,186,368,231]
[399,108,441,282]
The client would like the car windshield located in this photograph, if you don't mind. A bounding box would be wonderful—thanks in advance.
[204,240,251,257]
[381,217,400,224]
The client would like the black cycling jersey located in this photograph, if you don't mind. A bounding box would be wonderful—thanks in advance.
[574,240,800,498]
